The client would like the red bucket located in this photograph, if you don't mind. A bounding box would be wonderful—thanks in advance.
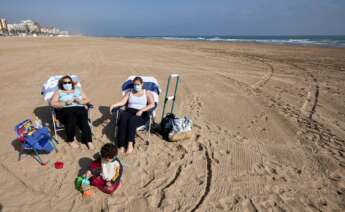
[54,161,64,169]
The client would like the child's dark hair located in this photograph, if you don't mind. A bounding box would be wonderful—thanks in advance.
[100,143,117,159]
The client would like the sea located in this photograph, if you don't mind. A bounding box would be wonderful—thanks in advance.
[122,35,345,48]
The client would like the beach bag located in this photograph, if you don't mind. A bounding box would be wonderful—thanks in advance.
[24,128,55,152]
[160,113,176,140]
[161,113,193,142]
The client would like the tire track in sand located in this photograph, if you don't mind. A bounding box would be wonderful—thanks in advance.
[157,166,183,208]
[287,63,320,119]
[208,48,341,165]
[185,95,214,211]
[169,46,344,210]
[212,58,345,210]
[201,46,344,210]
[275,63,345,169]
[184,94,263,211]
[251,60,274,90]
[196,48,275,90]
[190,144,212,212]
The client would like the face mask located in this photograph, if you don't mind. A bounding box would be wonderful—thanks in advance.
[133,84,142,92]
[63,83,73,90]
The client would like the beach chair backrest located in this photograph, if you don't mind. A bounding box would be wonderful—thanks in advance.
[121,76,161,104]
[41,75,81,103]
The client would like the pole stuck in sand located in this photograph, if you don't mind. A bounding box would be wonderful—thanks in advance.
[161,74,180,122]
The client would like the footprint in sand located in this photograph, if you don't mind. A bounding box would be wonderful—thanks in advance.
[241,198,258,212]
[216,194,241,210]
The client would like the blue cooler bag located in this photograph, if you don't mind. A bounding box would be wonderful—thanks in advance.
[24,127,55,153]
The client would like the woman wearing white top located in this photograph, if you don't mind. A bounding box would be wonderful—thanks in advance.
[110,76,155,154]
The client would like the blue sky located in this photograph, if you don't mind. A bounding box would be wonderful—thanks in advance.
[1,0,345,36]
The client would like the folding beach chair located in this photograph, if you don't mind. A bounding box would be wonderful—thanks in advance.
[41,75,93,141]
[15,119,57,165]
[112,76,161,143]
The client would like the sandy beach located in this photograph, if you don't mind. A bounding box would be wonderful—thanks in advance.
[0,37,345,211]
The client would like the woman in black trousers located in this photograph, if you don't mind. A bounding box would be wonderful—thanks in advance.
[110,76,155,154]
[51,75,94,149]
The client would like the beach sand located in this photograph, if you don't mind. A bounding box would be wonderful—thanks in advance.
[0,37,345,211]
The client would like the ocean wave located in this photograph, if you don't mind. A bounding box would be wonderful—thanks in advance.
[135,36,345,47]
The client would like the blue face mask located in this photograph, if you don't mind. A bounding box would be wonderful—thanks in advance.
[133,84,142,92]
[63,83,73,91]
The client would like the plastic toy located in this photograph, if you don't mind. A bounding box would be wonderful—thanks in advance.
[54,161,64,169]
[75,176,92,197]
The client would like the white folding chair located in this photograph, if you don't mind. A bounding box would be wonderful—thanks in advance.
[41,75,93,141]
[112,76,161,143]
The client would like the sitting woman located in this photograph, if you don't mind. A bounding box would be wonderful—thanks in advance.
[51,75,94,149]
[110,76,155,154]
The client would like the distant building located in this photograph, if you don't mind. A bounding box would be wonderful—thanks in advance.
[8,23,28,34]
[21,20,41,33]
[41,27,59,35]
[1,18,69,37]
[0,18,8,34]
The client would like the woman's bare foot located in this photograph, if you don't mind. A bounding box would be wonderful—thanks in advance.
[126,142,134,154]
[118,147,125,154]
[69,141,79,149]
[87,142,95,150]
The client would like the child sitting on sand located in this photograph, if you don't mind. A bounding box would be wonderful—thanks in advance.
[85,143,123,194]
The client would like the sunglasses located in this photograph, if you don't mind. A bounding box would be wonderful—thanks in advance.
[63,81,72,84]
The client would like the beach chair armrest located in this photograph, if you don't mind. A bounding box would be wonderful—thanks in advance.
[147,103,157,116]
[86,103,94,109]
[111,106,123,114]
[147,109,154,117]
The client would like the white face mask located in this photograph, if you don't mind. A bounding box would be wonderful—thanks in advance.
[63,83,73,90]
[133,84,142,92]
